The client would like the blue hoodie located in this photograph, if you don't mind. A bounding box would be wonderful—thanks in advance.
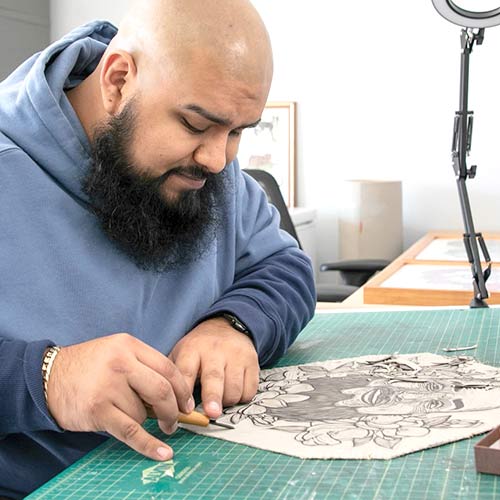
[0,21,315,498]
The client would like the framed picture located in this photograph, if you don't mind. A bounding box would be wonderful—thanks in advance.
[237,101,296,207]
[363,231,500,306]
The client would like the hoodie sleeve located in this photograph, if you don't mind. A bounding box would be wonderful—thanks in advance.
[196,167,316,367]
[0,337,62,434]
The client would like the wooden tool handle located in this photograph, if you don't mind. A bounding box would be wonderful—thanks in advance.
[144,402,210,427]
[178,411,210,427]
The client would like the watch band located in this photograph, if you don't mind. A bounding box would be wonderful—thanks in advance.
[221,313,250,336]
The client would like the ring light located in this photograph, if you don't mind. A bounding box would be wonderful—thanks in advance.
[432,0,500,27]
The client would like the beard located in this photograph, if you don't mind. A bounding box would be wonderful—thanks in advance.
[82,99,227,272]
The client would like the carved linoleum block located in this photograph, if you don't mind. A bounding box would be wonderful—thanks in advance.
[182,353,500,459]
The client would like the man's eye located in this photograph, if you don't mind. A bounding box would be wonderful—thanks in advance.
[229,129,242,137]
[182,118,206,134]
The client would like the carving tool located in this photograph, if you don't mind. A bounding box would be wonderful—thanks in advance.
[178,411,234,429]
[144,403,233,429]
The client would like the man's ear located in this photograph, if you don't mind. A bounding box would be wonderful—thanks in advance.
[99,50,138,114]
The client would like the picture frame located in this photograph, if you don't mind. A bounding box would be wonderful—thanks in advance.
[363,231,500,306]
[237,101,296,207]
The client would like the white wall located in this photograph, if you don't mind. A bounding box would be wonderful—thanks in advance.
[50,1,500,283]
[50,0,131,40]
[252,0,500,284]
[0,0,49,79]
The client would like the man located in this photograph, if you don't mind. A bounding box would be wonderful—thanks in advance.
[0,0,315,497]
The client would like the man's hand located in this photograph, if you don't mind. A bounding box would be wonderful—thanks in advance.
[169,318,259,419]
[46,334,194,461]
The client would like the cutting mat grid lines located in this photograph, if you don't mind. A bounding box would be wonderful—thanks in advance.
[26,308,500,499]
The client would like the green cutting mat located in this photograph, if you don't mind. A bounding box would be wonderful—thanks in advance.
[27,308,500,499]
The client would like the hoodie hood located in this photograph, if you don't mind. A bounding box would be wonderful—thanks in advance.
[0,20,117,202]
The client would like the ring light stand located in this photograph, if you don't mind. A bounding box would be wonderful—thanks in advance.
[431,0,500,307]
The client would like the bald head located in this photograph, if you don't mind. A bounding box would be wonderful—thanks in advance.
[68,0,274,195]
[69,0,273,150]
[112,0,273,86]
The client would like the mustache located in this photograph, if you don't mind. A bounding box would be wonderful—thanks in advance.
[158,166,210,184]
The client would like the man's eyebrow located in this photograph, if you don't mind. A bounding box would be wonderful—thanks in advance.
[182,104,261,129]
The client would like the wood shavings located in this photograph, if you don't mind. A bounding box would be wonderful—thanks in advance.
[442,344,478,352]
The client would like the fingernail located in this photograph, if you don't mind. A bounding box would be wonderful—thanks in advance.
[169,422,178,434]
[187,397,195,412]
[207,401,220,414]
[157,447,171,460]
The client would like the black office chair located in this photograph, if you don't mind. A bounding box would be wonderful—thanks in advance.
[243,169,389,302]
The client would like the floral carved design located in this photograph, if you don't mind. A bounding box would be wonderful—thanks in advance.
[218,355,500,451]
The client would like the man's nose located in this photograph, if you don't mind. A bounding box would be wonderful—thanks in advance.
[193,135,228,174]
